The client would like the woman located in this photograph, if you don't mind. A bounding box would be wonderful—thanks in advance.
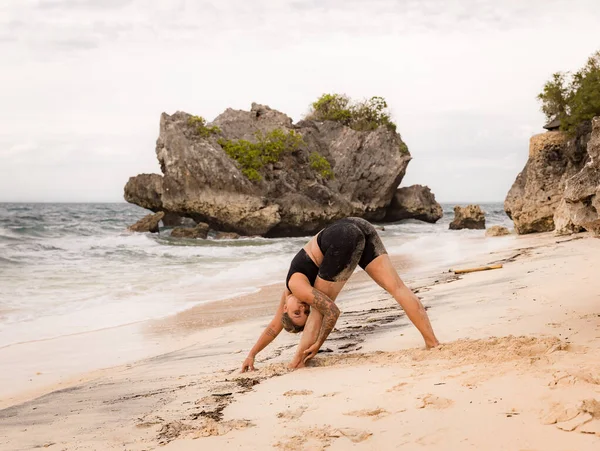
[241,217,439,372]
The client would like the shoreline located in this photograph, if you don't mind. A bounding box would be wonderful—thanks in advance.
[1,233,515,409]
[3,233,600,449]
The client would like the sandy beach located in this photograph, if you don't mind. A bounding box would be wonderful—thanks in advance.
[3,1,600,450]
[1,232,599,450]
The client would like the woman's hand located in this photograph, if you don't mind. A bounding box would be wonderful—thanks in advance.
[241,355,255,372]
[303,343,319,363]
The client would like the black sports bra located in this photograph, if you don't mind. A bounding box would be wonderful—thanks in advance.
[285,248,319,291]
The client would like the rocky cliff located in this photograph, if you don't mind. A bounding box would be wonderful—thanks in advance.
[554,117,600,236]
[125,103,413,237]
[504,122,592,234]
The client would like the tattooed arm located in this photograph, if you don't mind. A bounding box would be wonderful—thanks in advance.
[309,288,340,350]
[288,307,322,369]
[241,290,286,372]
[287,277,341,366]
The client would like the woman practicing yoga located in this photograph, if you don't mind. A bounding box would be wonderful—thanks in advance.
[241,217,439,372]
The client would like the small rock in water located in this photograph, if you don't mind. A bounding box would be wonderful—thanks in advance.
[171,223,209,239]
[128,212,165,234]
[485,225,511,237]
[449,205,485,230]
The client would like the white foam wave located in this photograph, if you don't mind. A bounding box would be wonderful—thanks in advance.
[385,230,514,270]
[0,226,20,239]
[1,202,515,348]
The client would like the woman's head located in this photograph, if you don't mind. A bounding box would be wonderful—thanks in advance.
[281,294,310,333]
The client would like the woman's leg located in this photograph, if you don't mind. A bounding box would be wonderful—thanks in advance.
[365,254,439,348]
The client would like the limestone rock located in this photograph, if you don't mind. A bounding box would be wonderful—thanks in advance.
[449,205,485,230]
[125,103,412,237]
[383,185,443,223]
[124,173,164,211]
[553,199,586,235]
[555,117,600,236]
[505,122,592,234]
[170,223,209,239]
[485,225,511,237]
[124,174,197,227]
[128,212,165,233]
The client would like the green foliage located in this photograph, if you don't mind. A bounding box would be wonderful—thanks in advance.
[218,129,304,182]
[350,96,396,132]
[308,94,397,132]
[398,141,409,154]
[188,115,222,138]
[310,94,353,125]
[538,50,600,135]
[309,151,334,179]
[537,73,569,120]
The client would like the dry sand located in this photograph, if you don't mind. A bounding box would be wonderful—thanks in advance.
[1,233,599,450]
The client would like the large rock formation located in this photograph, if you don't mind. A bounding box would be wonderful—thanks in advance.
[125,103,412,237]
[449,205,485,230]
[554,117,600,236]
[553,199,587,236]
[504,123,592,234]
[383,184,443,223]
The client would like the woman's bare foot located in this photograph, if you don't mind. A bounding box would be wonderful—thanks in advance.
[287,355,305,370]
[425,339,440,349]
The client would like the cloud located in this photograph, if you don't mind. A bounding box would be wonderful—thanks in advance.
[0,133,159,202]
[1,0,596,57]
[36,0,134,11]
[0,19,22,43]
[1,0,599,202]
[0,1,138,53]
[51,39,99,50]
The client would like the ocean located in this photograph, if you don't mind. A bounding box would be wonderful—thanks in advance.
[0,202,513,349]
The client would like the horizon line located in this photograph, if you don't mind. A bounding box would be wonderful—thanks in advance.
[0,200,506,205]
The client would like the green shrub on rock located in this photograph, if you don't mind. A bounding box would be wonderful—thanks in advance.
[538,50,600,135]
[309,151,334,179]
[307,94,397,132]
[187,115,222,138]
[309,94,353,125]
[350,96,397,132]
[218,129,304,182]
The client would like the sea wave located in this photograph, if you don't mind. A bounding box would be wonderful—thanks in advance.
[0,227,22,242]
[0,201,513,347]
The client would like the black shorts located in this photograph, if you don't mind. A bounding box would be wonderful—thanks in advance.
[316,217,387,282]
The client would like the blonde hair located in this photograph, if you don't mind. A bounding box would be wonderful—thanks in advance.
[281,312,305,333]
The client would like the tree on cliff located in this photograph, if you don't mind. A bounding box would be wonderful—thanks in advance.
[538,50,600,135]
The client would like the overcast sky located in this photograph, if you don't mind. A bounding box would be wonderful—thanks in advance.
[1,0,599,203]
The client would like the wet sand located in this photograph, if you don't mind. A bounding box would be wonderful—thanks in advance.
[0,253,413,408]
[1,233,600,450]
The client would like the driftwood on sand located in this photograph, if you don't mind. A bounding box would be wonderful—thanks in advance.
[451,264,503,275]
